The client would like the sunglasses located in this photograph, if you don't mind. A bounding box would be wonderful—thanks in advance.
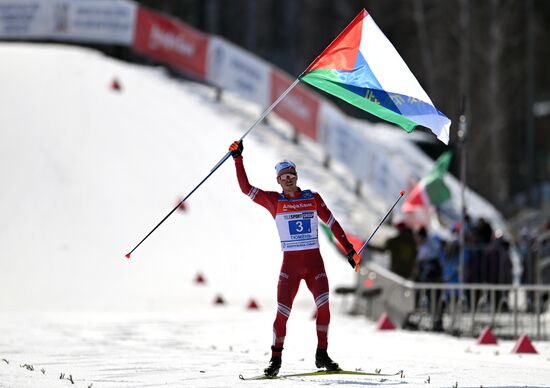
[279,173,296,180]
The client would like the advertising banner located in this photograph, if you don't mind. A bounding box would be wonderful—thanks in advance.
[0,0,136,44]
[133,7,207,80]
[0,1,53,38]
[50,0,137,45]
[317,101,364,174]
[206,36,270,107]
[318,101,410,198]
[270,70,319,140]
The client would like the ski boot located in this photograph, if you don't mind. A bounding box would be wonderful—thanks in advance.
[315,348,341,371]
[264,346,283,377]
[263,356,281,377]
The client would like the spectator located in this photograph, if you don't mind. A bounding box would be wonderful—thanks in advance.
[442,235,459,284]
[485,229,512,309]
[468,217,493,285]
[368,220,417,279]
[414,227,444,331]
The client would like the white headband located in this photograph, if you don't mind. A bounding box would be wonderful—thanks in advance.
[275,160,296,176]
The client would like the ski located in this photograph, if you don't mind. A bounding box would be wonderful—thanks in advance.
[239,369,403,381]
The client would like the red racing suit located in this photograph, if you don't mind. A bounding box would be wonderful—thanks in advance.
[233,155,353,351]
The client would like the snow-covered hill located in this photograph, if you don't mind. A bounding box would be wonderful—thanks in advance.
[1,43,546,388]
[0,42,360,313]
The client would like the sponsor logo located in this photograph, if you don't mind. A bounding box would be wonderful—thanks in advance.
[149,24,195,56]
[232,57,263,81]
[284,214,303,220]
[315,273,327,281]
[282,203,313,211]
[278,90,312,121]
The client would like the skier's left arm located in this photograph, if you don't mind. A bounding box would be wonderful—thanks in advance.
[314,193,357,269]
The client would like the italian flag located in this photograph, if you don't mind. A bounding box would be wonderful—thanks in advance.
[402,151,452,214]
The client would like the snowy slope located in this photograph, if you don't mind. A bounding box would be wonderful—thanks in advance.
[1,43,548,388]
[0,42,356,313]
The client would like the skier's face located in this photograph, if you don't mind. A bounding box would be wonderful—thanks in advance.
[277,168,298,193]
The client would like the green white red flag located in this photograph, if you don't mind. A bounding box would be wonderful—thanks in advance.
[402,151,452,216]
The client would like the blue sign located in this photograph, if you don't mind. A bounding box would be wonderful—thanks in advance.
[289,220,311,235]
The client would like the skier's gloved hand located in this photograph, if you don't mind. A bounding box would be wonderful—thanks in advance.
[346,247,358,269]
[229,140,243,158]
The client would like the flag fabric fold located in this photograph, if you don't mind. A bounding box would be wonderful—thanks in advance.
[300,9,451,144]
[320,224,364,257]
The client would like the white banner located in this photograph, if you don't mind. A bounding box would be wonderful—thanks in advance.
[0,1,53,38]
[206,36,270,107]
[50,0,137,45]
[318,101,412,198]
[0,0,136,45]
[318,101,364,173]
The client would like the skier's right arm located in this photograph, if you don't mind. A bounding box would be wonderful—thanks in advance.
[229,141,278,217]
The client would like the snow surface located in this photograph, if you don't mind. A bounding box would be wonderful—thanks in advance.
[0,43,549,387]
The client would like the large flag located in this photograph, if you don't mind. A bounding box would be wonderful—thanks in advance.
[402,150,453,215]
[300,9,451,144]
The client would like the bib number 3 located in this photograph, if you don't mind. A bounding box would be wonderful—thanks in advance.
[289,220,311,235]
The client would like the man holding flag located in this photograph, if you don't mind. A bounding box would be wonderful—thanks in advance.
[126,8,450,260]
[228,140,357,377]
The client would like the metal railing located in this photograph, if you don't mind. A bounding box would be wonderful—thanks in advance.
[355,262,550,340]
[411,282,550,339]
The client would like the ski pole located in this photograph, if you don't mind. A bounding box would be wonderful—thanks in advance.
[126,14,364,259]
[125,79,301,259]
[353,191,406,271]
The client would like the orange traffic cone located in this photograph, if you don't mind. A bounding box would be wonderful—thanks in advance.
[176,198,188,212]
[247,298,260,310]
[477,326,498,345]
[110,77,122,92]
[363,277,374,288]
[194,272,206,284]
[213,294,226,305]
[512,335,538,354]
[376,313,396,330]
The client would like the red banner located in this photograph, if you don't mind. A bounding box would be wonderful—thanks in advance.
[133,8,207,79]
[270,70,319,140]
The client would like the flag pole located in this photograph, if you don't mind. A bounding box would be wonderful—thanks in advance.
[209,78,301,173]
[457,101,468,330]
[126,9,369,259]
[125,78,301,259]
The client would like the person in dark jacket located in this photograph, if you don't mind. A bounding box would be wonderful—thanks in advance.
[368,221,417,279]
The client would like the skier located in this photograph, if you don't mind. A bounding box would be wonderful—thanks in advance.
[228,140,358,377]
